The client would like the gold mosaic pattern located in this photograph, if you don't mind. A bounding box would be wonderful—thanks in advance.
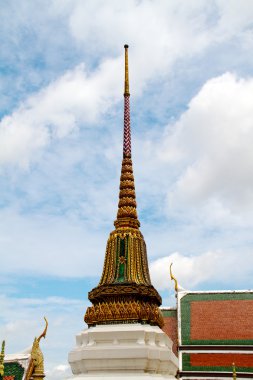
[99,227,151,285]
[85,300,164,328]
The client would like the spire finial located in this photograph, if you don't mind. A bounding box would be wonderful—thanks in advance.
[124,44,130,96]
[123,44,131,159]
[232,363,237,380]
[114,44,139,229]
[0,340,5,376]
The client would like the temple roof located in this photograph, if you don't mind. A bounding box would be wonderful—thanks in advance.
[161,290,253,378]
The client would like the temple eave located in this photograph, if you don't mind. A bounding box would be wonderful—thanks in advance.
[88,283,162,304]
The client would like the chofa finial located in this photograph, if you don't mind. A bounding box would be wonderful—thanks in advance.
[25,317,48,380]
[170,263,178,293]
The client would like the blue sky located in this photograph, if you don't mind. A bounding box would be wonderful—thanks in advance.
[1,0,253,378]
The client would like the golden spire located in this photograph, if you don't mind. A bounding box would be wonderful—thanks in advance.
[170,263,178,292]
[124,44,130,96]
[84,45,163,328]
[114,43,139,229]
[0,340,5,376]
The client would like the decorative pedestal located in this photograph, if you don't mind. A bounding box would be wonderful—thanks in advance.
[68,324,178,380]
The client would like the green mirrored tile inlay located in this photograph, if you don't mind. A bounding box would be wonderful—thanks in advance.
[115,236,128,282]
[1,362,25,380]
[161,309,177,318]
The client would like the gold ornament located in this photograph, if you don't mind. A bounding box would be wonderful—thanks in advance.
[85,300,164,328]
[232,363,237,380]
[170,263,178,292]
[124,45,130,96]
[0,340,5,376]
[25,317,48,380]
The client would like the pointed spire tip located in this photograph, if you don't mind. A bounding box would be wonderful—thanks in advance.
[124,44,130,96]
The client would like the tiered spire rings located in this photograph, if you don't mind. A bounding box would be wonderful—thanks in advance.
[84,46,163,328]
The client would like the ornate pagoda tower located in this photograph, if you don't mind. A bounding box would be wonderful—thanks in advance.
[68,45,178,380]
[85,45,163,329]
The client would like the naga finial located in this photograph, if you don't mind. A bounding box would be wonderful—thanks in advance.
[0,340,5,376]
[25,317,48,380]
[170,263,178,293]
[232,363,237,380]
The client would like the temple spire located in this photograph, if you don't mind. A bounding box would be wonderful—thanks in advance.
[84,45,163,329]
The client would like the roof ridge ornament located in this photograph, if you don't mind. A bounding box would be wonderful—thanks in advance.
[38,317,48,342]
[25,317,48,380]
[170,263,178,293]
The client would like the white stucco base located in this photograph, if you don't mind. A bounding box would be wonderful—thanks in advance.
[67,374,176,380]
[68,323,178,380]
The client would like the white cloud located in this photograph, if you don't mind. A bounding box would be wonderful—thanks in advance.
[0,59,122,169]
[159,73,253,223]
[68,0,211,91]
[214,0,253,40]
[68,0,253,81]
[150,249,253,291]
[150,251,221,290]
